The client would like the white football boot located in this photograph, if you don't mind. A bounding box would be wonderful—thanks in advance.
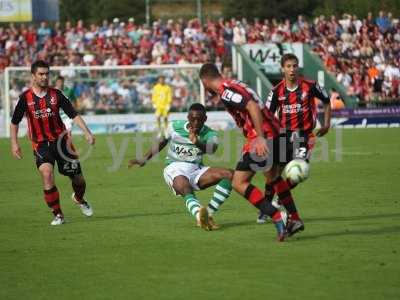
[51,214,65,226]
[72,193,93,217]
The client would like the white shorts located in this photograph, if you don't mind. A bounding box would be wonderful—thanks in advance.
[163,162,210,195]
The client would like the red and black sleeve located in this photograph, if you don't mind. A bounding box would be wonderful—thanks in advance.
[58,90,77,119]
[11,96,27,125]
[311,82,330,104]
[222,84,255,110]
[266,88,279,113]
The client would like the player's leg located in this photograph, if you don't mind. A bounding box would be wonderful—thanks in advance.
[34,142,64,225]
[56,136,93,217]
[271,174,304,236]
[232,169,287,241]
[172,175,210,231]
[70,174,93,217]
[197,167,233,229]
[269,136,304,236]
[155,108,162,137]
[163,163,210,230]
[235,152,287,241]
[162,111,169,138]
[257,166,281,224]
[38,163,64,225]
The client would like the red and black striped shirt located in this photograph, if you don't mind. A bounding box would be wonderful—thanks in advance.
[217,79,280,142]
[266,78,330,132]
[11,88,77,148]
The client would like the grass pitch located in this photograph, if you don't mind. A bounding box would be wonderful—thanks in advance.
[1,128,399,300]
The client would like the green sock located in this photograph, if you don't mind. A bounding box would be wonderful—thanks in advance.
[183,193,201,220]
[207,179,232,216]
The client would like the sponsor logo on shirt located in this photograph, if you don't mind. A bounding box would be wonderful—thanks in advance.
[283,103,302,113]
[33,107,55,119]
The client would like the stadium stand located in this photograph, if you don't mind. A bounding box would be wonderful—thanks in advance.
[1,12,399,111]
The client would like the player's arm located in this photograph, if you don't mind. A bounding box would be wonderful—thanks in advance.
[59,91,95,144]
[73,116,95,145]
[245,100,268,156]
[189,130,218,154]
[317,102,331,137]
[10,97,26,159]
[128,138,169,168]
[312,83,332,137]
[265,89,279,114]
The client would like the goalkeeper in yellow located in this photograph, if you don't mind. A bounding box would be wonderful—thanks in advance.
[152,76,172,137]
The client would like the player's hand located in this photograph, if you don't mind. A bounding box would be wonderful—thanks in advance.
[11,143,22,159]
[85,133,96,145]
[188,128,199,144]
[253,136,269,157]
[316,126,330,137]
[128,159,146,168]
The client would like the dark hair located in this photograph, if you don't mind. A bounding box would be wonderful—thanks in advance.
[56,75,64,82]
[199,63,221,79]
[31,60,49,74]
[280,53,299,67]
[189,103,206,114]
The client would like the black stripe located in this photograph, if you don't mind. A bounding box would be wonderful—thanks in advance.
[277,190,291,200]
[47,198,60,205]
[207,204,218,211]
[44,186,57,194]
[24,94,38,142]
[284,88,291,129]
[54,91,66,131]
[265,183,273,193]
[33,95,49,141]
[212,197,224,205]
[244,184,255,199]
[305,86,315,130]
[277,85,283,126]
[44,93,57,137]
[296,85,304,130]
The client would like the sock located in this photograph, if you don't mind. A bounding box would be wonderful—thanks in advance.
[265,183,275,202]
[183,194,201,220]
[207,179,232,216]
[244,184,264,207]
[271,210,282,223]
[272,176,300,219]
[44,186,62,216]
[72,180,86,203]
[243,184,279,218]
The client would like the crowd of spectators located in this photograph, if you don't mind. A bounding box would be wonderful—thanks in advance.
[1,11,399,112]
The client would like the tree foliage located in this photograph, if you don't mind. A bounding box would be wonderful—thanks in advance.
[60,0,145,23]
[59,0,399,24]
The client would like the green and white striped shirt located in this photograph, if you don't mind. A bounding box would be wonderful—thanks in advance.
[165,120,218,165]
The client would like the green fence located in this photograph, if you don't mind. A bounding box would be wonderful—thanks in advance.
[233,43,358,108]
[232,44,273,102]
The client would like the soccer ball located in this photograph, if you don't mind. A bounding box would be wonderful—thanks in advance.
[283,159,310,184]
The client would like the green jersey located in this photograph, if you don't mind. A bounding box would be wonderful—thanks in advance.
[165,120,218,165]
[59,87,76,121]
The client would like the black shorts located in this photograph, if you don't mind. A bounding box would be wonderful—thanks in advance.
[236,136,293,172]
[285,130,314,162]
[33,137,82,177]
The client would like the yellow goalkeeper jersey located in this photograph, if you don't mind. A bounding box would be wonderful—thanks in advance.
[152,83,172,108]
